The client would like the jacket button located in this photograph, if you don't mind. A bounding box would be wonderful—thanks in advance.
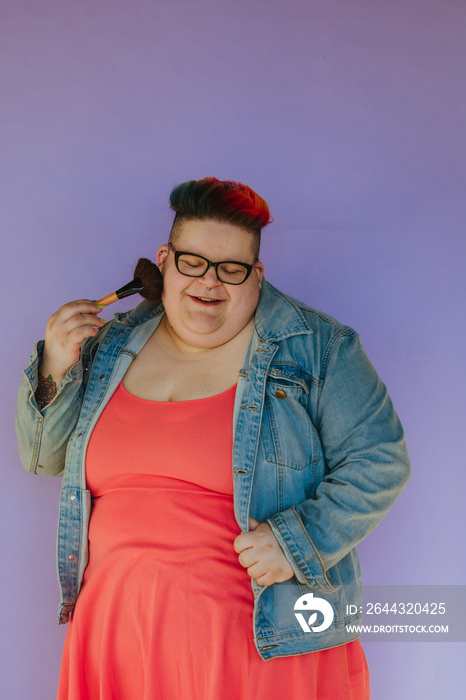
[68,554,75,561]
[99,375,105,380]
[70,494,76,501]
[119,329,125,334]
[275,390,286,399]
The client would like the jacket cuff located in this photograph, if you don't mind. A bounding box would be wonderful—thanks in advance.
[267,507,339,592]
[23,340,84,413]
[23,340,45,392]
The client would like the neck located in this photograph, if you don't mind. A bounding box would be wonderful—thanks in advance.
[158,314,255,360]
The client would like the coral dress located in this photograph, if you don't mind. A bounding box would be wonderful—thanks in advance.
[57,381,370,699]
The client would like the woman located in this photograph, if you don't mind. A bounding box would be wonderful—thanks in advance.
[16,177,410,699]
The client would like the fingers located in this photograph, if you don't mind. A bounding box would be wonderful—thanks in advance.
[48,301,106,341]
[237,546,260,569]
[236,546,269,583]
[233,531,252,554]
[61,312,106,337]
[49,299,103,326]
[41,299,109,381]
[245,565,276,588]
[233,519,267,553]
[234,520,294,586]
[248,516,260,530]
[239,550,289,586]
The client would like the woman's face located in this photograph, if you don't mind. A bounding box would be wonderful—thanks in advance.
[156,219,264,350]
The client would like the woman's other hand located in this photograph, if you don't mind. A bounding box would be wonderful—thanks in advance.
[234,517,294,586]
[40,299,106,385]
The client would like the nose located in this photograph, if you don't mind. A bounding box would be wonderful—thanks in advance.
[200,264,221,287]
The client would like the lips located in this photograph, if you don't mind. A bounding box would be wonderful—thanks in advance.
[189,295,224,305]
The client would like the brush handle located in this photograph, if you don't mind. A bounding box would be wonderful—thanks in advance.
[95,277,144,307]
[95,292,119,307]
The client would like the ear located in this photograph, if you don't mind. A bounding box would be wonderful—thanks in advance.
[157,245,169,267]
[254,260,264,285]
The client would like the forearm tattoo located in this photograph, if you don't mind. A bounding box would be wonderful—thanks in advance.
[35,372,58,409]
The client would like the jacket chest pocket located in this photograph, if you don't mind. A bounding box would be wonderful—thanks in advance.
[261,375,321,471]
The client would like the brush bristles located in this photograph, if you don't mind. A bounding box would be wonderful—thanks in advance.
[134,257,164,306]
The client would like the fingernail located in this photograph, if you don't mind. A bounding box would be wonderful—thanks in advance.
[96,304,103,309]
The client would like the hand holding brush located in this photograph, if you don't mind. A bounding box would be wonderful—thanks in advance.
[36,259,163,392]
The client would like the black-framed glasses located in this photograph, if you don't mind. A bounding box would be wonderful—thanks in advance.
[167,243,258,285]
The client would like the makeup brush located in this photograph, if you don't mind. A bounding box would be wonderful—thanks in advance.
[96,258,163,308]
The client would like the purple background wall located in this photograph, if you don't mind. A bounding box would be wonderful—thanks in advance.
[2,1,465,697]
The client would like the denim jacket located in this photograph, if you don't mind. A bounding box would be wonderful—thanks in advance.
[16,280,410,660]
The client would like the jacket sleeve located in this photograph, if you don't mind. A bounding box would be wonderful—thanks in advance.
[267,329,410,591]
[15,339,90,477]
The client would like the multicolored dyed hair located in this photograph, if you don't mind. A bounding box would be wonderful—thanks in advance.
[168,177,272,260]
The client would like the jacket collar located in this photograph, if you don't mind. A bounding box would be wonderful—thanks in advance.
[112,298,164,326]
[254,280,313,343]
[111,279,313,342]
